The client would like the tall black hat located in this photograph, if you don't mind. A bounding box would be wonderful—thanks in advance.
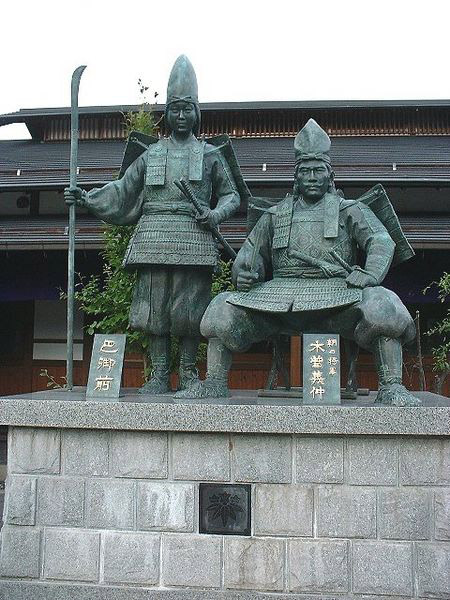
[165,55,200,135]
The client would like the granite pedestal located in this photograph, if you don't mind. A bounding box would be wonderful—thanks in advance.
[0,389,449,599]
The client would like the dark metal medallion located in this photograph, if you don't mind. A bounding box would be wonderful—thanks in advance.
[199,484,251,535]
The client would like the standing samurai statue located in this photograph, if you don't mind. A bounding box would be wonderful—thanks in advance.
[178,119,419,406]
[65,56,244,393]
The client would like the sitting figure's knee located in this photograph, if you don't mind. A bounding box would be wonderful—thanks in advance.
[200,293,250,352]
[200,293,228,338]
[355,287,415,348]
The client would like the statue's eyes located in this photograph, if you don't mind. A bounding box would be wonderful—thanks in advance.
[170,105,193,114]
[299,167,326,176]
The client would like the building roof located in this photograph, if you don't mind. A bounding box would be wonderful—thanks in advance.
[0,139,121,188]
[0,214,448,251]
[2,99,450,123]
[3,99,450,141]
[1,135,450,189]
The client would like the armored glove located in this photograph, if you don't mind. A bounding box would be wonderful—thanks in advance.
[196,208,219,229]
[236,270,260,292]
[346,266,378,289]
[64,187,87,207]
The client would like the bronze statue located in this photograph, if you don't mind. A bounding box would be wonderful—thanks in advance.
[65,56,245,394]
[177,119,420,406]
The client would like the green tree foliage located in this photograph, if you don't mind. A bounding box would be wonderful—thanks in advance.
[212,259,234,299]
[122,79,159,137]
[424,271,450,394]
[74,225,143,350]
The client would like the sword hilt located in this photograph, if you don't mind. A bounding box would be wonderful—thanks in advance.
[174,179,236,260]
[328,250,353,273]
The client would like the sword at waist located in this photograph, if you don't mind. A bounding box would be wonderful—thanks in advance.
[287,248,349,278]
[174,178,237,260]
[273,267,339,278]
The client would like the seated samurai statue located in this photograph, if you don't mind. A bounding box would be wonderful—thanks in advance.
[177,119,420,406]
[65,56,245,394]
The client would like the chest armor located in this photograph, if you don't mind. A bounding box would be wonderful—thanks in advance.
[144,140,211,208]
[145,138,204,184]
[273,201,355,273]
[227,195,362,313]
[153,146,190,204]
[229,202,362,313]
[123,139,218,268]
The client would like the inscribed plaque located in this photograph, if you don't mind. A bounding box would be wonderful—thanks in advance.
[303,333,341,405]
[86,334,126,400]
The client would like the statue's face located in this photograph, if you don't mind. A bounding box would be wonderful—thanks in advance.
[296,159,330,201]
[166,100,197,134]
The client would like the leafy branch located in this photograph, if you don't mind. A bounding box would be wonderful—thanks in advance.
[40,369,67,389]
[122,78,161,137]
[424,271,450,394]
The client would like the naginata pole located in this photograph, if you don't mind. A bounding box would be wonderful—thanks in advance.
[66,65,86,391]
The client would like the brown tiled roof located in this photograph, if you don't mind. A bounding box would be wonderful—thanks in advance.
[2,136,450,189]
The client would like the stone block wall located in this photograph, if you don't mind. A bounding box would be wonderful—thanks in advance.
[1,426,449,598]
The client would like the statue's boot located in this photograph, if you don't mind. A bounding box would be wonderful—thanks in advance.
[373,337,420,406]
[174,338,231,399]
[139,335,171,394]
[177,336,200,391]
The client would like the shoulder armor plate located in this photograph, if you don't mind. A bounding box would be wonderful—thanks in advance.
[119,131,159,179]
[205,135,251,202]
[356,184,414,266]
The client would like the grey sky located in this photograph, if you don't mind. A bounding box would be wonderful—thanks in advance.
[1,0,449,139]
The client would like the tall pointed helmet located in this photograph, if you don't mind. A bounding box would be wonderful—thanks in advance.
[165,55,200,135]
[166,55,198,105]
[294,118,331,165]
